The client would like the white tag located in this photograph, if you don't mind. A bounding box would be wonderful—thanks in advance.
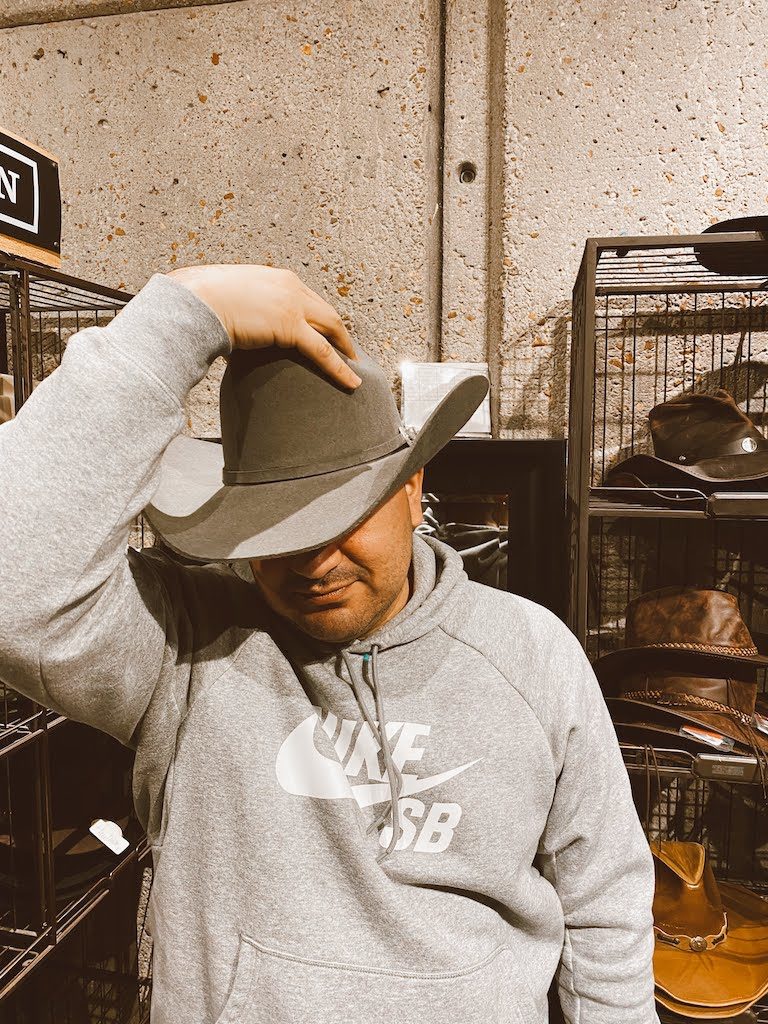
[754,711,768,736]
[89,818,129,855]
[400,361,491,437]
[679,724,735,751]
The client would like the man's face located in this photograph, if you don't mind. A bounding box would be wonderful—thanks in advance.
[249,470,424,644]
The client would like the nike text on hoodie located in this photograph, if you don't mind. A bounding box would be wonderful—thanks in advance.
[0,274,659,1023]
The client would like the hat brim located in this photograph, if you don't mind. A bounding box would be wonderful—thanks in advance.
[655,989,755,1019]
[611,716,744,757]
[143,374,488,562]
[595,646,768,679]
[655,881,768,1011]
[607,697,768,755]
[605,451,768,488]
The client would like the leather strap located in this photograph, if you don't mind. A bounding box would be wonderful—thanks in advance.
[668,435,767,464]
[654,912,728,952]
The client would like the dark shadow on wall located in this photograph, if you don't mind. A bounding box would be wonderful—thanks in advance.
[0,0,234,30]
[501,300,768,442]
[500,300,571,438]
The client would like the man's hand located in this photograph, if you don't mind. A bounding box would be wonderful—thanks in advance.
[168,264,361,389]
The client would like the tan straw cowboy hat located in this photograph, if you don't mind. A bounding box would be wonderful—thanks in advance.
[653,841,768,1018]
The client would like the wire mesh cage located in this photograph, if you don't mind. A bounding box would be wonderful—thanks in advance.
[568,233,768,1018]
[569,232,768,642]
[0,258,135,751]
[0,258,152,1013]
[0,853,150,1024]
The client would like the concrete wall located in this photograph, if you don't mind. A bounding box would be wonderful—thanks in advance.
[0,0,764,438]
[0,0,442,434]
[495,0,768,437]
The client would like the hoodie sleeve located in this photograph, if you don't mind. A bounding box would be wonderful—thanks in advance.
[537,632,660,1024]
[0,273,231,759]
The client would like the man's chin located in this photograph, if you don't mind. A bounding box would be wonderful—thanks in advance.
[289,606,366,644]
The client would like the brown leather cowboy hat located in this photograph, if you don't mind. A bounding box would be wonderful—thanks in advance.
[596,588,768,755]
[144,346,488,562]
[596,587,768,674]
[604,390,768,493]
[606,673,768,756]
[652,841,768,1017]
[610,714,759,758]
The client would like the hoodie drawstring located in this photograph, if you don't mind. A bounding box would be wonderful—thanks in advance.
[340,644,404,863]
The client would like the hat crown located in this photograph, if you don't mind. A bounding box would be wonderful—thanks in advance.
[649,389,767,465]
[219,347,408,484]
[626,586,758,659]
[652,841,725,947]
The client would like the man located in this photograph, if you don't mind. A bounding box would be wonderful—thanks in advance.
[0,265,658,1024]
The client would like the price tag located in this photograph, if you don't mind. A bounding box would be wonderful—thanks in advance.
[679,724,735,751]
[89,818,129,855]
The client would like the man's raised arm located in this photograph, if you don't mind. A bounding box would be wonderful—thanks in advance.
[0,265,358,747]
[0,273,231,740]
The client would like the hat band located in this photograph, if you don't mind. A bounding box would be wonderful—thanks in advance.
[222,431,411,485]
[654,913,728,953]
[655,432,768,464]
[639,640,758,657]
[622,689,755,727]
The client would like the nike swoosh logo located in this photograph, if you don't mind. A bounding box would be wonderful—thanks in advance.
[350,761,483,808]
[275,713,481,808]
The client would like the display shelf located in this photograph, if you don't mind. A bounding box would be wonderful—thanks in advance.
[590,487,707,518]
[590,231,768,296]
[0,836,149,1002]
[0,706,66,759]
[567,231,768,641]
[621,744,766,786]
[589,488,768,520]
[0,260,145,1013]
[568,234,768,990]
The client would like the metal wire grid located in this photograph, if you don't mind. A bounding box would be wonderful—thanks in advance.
[0,261,150,1015]
[0,262,138,752]
[587,517,768,669]
[567,236,768,965]
[594,240,768,295]
[591,287,768,489]
[0,260,130,315]
[0,855,149,1024]
[630,768,768,889]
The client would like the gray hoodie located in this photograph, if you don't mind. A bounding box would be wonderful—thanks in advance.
[0,274,658,1024]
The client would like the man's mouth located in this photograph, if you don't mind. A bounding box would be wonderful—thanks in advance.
[293,582,355,605]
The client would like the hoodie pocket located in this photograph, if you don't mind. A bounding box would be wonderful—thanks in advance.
[214,934,259,1024]
[213,934,540,1024]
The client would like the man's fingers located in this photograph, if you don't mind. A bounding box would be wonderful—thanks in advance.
[295,322,362,389]
[303,293,357,361]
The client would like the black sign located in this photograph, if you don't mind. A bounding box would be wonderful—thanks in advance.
[0,130,61,266]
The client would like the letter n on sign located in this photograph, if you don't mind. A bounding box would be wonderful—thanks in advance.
[0,128,61,268]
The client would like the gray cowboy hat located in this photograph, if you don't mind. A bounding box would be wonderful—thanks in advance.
[144,345,488,562]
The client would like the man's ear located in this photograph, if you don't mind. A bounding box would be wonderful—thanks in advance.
[404,468,425,528]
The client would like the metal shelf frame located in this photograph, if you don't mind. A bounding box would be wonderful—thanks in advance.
[568,231,768,642]
[0,256,139,1009]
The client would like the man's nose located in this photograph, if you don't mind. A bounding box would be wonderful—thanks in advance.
[289,543,344,580]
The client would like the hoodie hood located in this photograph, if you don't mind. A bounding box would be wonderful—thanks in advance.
[228,532,468,860]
